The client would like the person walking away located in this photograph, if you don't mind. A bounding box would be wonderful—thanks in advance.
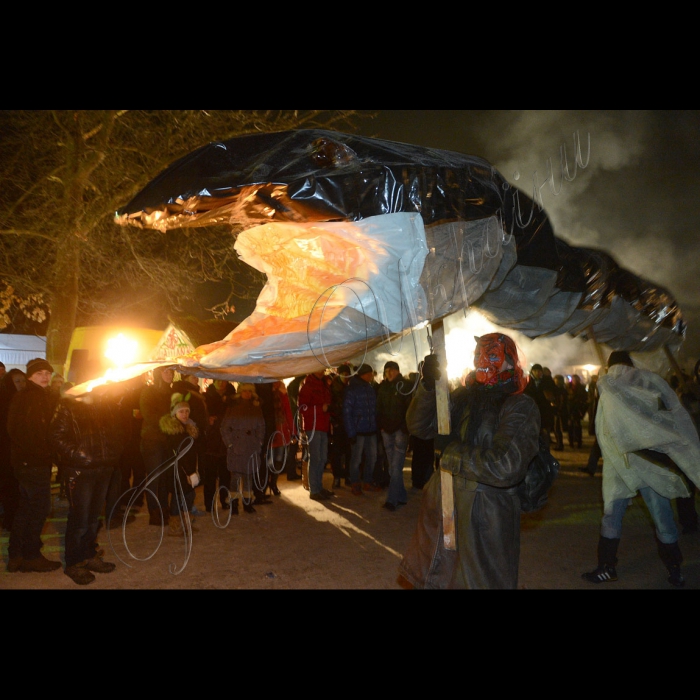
[159,392,201,536]
[220,384,266,513]
[203,380,236,512]
[398,333,540,589]
[0,369,26,533]
[343,364,381,496]
[581,351,700,588]
[298,370,335,502]
[5,358,62,573]
[139,366,174,526]
[50,382,126,584]
[376,361,413,511]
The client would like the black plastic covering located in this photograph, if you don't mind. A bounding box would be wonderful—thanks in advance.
[116,129,685,353]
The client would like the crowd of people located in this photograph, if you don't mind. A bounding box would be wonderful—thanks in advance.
[1,346,699,589]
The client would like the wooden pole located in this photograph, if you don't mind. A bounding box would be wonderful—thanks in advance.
[588,327,607,375]
[430,320,456,550]
[663,344,689,393]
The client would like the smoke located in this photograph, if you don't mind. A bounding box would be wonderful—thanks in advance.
[351,308,604,384]
[351,112,700,373]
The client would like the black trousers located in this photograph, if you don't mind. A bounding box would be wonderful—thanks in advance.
[329,428,351,479]
[8,461,52,560]
[203,452,229,510]
[409,436,435,489]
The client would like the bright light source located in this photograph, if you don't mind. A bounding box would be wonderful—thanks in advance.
[444,311,501,381]
[105,333,138,367]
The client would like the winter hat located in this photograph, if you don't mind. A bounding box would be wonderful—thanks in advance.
[238,383,259,398]
[170,392,191,416]
[26,357,54,378]
[384,360,400,372]
[357,363,374,378]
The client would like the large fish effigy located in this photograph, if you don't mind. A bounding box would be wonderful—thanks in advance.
[113,128,685,382]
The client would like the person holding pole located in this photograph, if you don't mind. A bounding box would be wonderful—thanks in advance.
[398,333,540,589]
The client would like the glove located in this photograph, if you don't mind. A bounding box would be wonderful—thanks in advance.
[421,354,441,390]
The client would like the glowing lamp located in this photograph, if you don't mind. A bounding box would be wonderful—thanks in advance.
[105,333,138,367]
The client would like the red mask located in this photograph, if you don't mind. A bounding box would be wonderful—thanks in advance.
[474,334,507,386]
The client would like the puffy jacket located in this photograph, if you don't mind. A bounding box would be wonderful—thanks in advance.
[50,395,126,470]
[343,376,377,439]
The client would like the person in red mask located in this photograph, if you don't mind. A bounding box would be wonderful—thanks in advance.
[398,333,540,589]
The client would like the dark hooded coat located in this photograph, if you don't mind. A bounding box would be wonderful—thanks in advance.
[399,382,539,589]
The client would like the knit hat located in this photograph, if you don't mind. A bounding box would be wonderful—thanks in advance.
[357,363,374,377]
[26,357,54,378]
[384,360,400,372]
[238,383,259,398]
[170,392,191,416]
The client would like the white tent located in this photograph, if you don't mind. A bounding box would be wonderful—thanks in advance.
[0,333,47,371]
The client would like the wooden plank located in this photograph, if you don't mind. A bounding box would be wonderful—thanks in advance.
[663,344,689,393]
[431,321,451,436]
[430,320,456,550]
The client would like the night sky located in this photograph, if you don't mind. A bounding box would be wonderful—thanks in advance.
[350,110,700,374]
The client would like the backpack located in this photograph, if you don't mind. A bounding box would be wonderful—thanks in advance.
[517,433,560,513]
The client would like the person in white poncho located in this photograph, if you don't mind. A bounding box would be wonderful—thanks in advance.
[582,351,700,588]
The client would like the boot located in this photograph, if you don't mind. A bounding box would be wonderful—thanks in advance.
[657,539,685,588]
[168,515,183,537]
[286,445,302,481]
[581,536,619,583]
[168,511,197,537]
[149,508,169,527]
[20,554,62,573]
[270,467,281,496]
[231,499,239,515]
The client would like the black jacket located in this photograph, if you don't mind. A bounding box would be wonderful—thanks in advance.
[7,379,58,469]
[376,375,413,433]
[50,394,126,470]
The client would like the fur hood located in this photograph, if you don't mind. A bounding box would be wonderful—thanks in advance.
[159,413,199,438]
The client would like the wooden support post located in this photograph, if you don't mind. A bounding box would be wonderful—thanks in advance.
[663,344,689,393]
[430,320,456,550]
[588,327,607,376]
